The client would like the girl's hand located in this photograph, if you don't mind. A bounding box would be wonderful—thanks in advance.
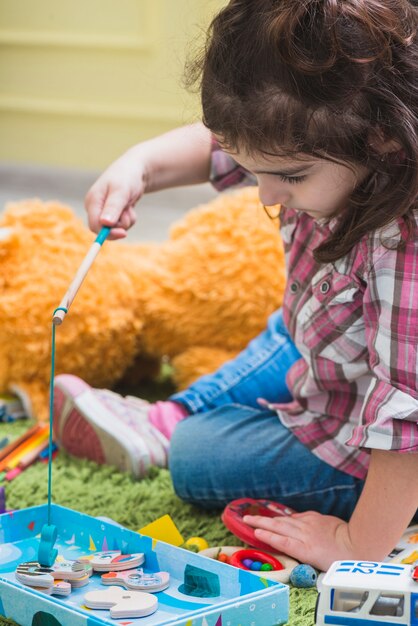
[84,124,212,240]
[243,511,354,571]
[84,148,146,240]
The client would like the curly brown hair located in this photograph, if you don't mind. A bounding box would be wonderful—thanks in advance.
[185,0,418,262]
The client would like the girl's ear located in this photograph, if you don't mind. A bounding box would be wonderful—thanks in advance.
[368,129,402,155]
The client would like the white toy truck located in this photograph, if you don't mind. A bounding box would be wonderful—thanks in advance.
[315,560,418,626]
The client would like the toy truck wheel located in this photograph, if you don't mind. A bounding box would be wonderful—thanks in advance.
[314,592,320,624]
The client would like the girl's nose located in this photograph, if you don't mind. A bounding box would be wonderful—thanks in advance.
[257,178,290,206]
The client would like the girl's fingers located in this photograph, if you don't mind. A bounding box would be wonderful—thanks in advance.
[117,210,132,231]
[290,511,314,520]
[243,514,303,532]
[100,189,131,226]
[106,227,128,240]
[243,515,309,560]
[85,187,107,234]
[86,190,135,240]
[85,180,141,239]
[253,526,305,559]
[112,206,137,232]
[127,206,137,226]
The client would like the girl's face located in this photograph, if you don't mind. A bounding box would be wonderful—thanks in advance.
[226,149,369,219]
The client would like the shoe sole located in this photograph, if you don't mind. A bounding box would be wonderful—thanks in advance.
[53,375,150,478]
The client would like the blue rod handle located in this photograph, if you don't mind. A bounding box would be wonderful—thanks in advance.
[95,226,111,245]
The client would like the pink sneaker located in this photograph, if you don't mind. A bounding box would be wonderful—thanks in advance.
[53,375,169,478]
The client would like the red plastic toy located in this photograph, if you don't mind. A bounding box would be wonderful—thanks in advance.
[222,498,295,551]
[229,549,284,572]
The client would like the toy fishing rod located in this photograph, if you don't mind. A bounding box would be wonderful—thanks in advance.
[38,225,111,566]
[52,227,111,325]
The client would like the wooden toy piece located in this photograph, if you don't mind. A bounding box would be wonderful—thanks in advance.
[77,550,145,571]
[101,568,170,592]
[69,572,91,588]
[84,586,158,618]
[15,562,54,589]
[229,549,284,572]
[139,514,184,547]
[16,559,93,596]
[30,576,90,597]
[50,580,72,596]
[222,498,295,551]
[198,545,236,562]
[50,559,93,580]
[31,585,53,595]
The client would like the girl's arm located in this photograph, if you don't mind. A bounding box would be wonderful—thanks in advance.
[244,234,418,571]
[345,449,418,560]
[85,122,212,238]
[243,448,418,571]
[131,122,213,192]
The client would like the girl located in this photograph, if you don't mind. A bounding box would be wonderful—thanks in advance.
[53,0,418,571]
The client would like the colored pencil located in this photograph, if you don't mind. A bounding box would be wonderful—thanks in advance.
[0,486,5,512]
[0,424,42,463]
[39,443,58,460]
[0,425,49,473]
[5,467,22,481]
[18,439,50,469]
[5,428,49,471]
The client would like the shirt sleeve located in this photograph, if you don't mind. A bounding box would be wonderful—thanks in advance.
[210,136,257,191]
[346,233,418,453]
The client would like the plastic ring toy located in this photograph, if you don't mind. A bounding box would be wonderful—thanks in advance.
[229,549,284,571]
[198,546,298,583]
[221,498,295,551]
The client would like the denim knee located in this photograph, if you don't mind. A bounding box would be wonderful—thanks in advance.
[168,405,366,516]
[169,418,206,505]
[168,409,253,508]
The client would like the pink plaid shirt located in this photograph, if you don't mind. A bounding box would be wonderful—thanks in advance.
[210,141,418,479]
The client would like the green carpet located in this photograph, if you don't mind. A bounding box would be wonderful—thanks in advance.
[0,418,317,626]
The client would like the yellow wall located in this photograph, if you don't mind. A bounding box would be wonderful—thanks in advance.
[0,0,223,169]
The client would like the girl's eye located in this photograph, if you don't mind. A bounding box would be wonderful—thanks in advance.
[278,174,307,185]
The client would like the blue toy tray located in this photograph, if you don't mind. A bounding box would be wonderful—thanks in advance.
[0,504,288,626]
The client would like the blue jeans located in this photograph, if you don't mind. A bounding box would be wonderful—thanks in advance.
[169,309,365,520]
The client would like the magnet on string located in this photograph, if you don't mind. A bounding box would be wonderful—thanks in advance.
[38,524,58,567]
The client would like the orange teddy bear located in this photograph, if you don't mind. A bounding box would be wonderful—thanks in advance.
[0,187,285,421]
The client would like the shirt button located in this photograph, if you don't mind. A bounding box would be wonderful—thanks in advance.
[320,281,330,294]
[290,281,299,293]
